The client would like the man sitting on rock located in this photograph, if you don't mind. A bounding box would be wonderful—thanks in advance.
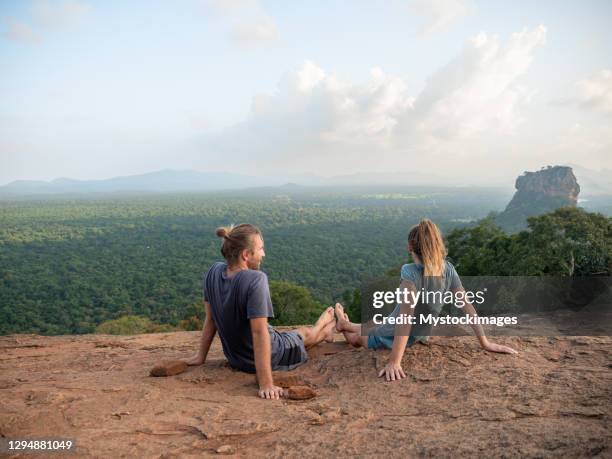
[184,223,336,400]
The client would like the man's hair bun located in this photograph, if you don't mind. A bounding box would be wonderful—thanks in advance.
[215,224,262,265]
[216,226,231,239]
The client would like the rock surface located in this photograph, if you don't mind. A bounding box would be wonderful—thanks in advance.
[0,331,610,457]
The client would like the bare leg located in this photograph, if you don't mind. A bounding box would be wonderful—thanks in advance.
[295,307,336,349]
[335,303,361,333]
[343,330,368,348]
[334,303,368,348]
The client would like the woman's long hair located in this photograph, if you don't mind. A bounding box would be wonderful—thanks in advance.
[408,219,447,277]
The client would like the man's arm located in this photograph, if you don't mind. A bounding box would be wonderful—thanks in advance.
[453,287,518,354]
[184,301,217,365]
[250,317,283,399]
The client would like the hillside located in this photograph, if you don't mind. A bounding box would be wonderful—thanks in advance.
[1,331,610,457]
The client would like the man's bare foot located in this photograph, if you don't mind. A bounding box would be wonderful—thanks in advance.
[335,303,350,332]
[183,354,204,366]
[316,306,335,327]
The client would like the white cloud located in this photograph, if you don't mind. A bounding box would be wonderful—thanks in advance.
[205,0,279,46]
[408,0,476,36]
[545,122,612,173]
[198,25,547,175]
[31,0,90,27]
[3,20,41,44]
[228,60,414,159]
[558,69,612,115]
[230,14,278,45]
[401,25,547,142]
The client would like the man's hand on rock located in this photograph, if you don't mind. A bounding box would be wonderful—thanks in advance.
[183,353,205,366]
[258,384,284,400]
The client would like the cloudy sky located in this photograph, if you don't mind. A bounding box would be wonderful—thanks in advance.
[1,0,611,185]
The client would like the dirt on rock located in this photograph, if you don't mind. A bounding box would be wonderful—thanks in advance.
[0,331,610,457]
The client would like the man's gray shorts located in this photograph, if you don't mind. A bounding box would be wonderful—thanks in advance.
[273,331,308,371]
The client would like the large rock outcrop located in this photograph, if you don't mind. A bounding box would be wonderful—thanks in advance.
[495,166,580,232]
[1,332,610,457]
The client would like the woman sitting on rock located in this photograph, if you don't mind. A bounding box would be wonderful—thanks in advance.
[335,218,518,382]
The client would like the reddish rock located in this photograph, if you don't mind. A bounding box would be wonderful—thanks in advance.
[2,332,610,457]
[273,373,304,388]
[216,445,235,454]
[149,360,187,377]
[287,385,317,400]
[253,372,306,388]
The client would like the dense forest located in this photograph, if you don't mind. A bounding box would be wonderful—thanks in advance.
[0,186,609,335]
[447,207,611,276]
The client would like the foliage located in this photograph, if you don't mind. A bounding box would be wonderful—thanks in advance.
[0,189,609,335]
[2,187,498,335]
[447,207,611,276]
[95,315,175,335]
[269,280,324,325]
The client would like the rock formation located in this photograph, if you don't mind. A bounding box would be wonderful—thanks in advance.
[495,165,580,232]
[1,331,610,456]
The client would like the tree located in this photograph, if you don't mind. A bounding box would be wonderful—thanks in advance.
[446,207,611,276]
[269,280,324,325]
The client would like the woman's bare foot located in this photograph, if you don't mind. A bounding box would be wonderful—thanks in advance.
[322,319,335,343]
[183,353,204,366]
[335,303,350,332]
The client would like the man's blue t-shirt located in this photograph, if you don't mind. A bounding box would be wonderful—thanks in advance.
[203,262,284,373]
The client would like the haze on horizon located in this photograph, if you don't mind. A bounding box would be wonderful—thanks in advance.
[1,0,611,187]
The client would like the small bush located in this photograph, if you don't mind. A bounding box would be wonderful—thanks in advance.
[95,315,176,335]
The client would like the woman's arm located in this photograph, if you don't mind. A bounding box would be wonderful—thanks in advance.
[379,279,415,381]
[453,288,518,354]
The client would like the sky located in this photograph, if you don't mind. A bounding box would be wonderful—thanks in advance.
[0,0,611,185]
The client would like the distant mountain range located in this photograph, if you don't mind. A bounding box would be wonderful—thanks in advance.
[0,169,493,195]
[0,170,276,195]
[1,165,610,196]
